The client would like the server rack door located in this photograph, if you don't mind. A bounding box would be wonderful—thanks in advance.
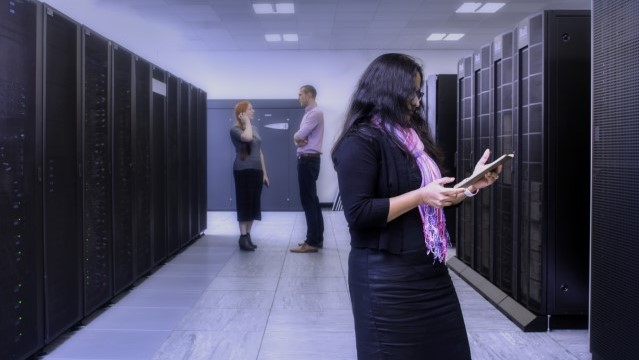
[165,74,180,254]
[178,81,191,246]
[133,57,152,277]
[81,28,113,315]
[545,11,590,315]
[0,0,44,358]
[591,0,639,358]
[426,75,457,245]
[111,45,134,295]
[492,31,517,296]
[189,85,199,239]
[456,56,475,267]
[42,6,83,342]
[473,46,494,278]
[198,89,207,233]
[151,67,167,265]
[517,13,546,313]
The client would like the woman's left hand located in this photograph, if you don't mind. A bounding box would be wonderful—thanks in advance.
[469,149,502,191]
[263,176,270,188]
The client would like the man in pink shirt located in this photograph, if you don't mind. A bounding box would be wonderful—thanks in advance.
[290,85,325,253]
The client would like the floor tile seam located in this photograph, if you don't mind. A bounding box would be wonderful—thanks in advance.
[326,212,348,278]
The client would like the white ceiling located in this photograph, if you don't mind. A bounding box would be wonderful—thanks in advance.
[82,0,591,51]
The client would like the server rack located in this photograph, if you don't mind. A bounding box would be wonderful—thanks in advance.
[111,43,135,295]
[189,85,199,239]
[426,74,457,245]
[133,56,152,277]
[514,11,590,318]
[455,56,474,266]
[42,5,83,343]
[472,44,493,279]
[0,0,44,358]
[178,80,191,246]
[591,1,639,358]
[165,73,180,255]
[81,27,113,315]
[198,89,208,234]
[151,66,167,265]
[491,31,517,296]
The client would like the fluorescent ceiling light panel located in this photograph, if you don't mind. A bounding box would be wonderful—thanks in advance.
[444,33,465,41]
[253,3,275,14]
[275,3,295,14]
[265,34,282,42]
[456,2,482,13]
[476,3,505,13]
[283,33,298,41]
[427,33,447,41]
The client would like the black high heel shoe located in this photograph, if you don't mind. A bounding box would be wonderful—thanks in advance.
[239,234,254,251]
[247,233,257,249]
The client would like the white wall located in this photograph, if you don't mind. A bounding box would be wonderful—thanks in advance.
[46,0,473,203]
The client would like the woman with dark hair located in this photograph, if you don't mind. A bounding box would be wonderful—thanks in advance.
[230,100,269,251]
[332,53,501,359]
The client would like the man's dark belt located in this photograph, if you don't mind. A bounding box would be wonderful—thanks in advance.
[297,152,321,159]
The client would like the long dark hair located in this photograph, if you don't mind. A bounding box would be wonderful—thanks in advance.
[331,53,442,166]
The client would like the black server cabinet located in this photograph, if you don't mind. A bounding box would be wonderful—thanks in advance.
[491,31,517,296]
[189,85,199,239]
[472,45,493,278]
[151,66,167,265]
[133,57,152,277]
[111,44,134,295]
[426,74,457,245]
[0,0,44,358]
[514,11,590,317]
[591,0,639,358]
[455,56,474,266]
[165,74,180,255]
[42,5,83,342]
[198,89,207,234]
[178,80,190,246]
[81,27,113,315]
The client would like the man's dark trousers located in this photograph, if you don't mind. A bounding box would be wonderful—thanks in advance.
[297,156,323,246]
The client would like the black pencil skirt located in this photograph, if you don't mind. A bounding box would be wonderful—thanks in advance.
[233,169,263,222]
[348,247,471,360]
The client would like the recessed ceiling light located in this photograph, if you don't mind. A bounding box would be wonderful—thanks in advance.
[254,3,295,14]
[265,34,282,42]
[427,33,447,41]
[283,33,298,41]
[275,3,295,14]
[253,3,275,14]
[476,3,505,13]
[455,2,482,13]
[444,33,465,41]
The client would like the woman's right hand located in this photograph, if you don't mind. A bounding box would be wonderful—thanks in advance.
[419,177,465,208]
[239,112,250,124]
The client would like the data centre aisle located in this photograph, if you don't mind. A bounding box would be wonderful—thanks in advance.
[39,211,590,360]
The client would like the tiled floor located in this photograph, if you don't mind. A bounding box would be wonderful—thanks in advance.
[40,211,591,360]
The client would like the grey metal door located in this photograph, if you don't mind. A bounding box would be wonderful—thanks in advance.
[254,108,302,211]
[207,108,235,210]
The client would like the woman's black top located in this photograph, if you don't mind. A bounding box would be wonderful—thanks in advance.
[332,125,429,254]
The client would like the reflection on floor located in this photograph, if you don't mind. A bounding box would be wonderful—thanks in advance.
[40,211,591,360]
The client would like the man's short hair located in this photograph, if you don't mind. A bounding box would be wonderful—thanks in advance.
[300,85,317,98]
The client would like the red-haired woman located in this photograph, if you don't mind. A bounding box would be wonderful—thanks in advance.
[230,101,269,251]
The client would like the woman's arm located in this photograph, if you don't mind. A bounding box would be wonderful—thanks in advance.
[239,113,253,142]
[260,150,269,186]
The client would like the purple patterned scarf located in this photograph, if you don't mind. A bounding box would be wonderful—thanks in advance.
[374,117,449,263]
